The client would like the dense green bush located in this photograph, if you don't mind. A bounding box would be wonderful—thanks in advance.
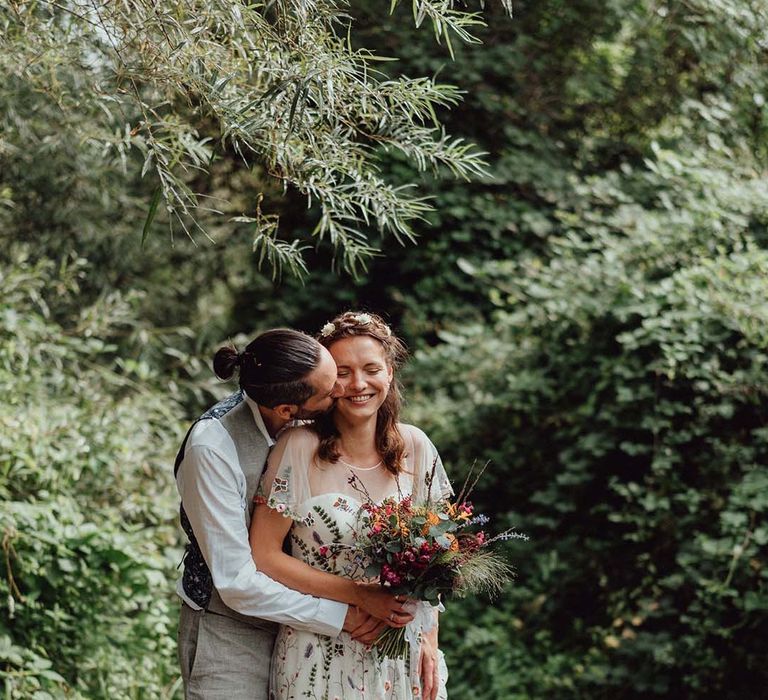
[3,1,767,698]
[0,253,186,698]
[407,155,768,697]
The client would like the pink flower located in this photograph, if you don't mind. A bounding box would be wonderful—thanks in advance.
[276,503,287,513]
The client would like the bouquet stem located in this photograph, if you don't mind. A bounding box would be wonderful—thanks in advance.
[372,626,409,660]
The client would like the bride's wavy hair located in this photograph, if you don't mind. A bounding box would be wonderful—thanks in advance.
[313,311,408,475]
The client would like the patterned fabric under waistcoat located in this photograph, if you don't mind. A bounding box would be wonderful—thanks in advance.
[175,391,245,609]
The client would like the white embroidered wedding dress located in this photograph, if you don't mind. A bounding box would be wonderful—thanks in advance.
[258,423,452,700]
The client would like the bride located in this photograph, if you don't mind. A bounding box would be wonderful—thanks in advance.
[250,311,452,700]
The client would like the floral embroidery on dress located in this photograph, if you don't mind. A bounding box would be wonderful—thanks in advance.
[256,464,308,521]
[273,476,290,493]
[332,496,354,512]
[268,495,448,699]
[264,425,449,699]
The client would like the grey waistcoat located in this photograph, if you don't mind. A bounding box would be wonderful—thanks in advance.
[175,391,277,630]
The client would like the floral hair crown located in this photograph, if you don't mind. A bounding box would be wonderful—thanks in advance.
[320,312,392,339]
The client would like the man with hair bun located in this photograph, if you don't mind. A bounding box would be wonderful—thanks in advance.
[174,328,412,700]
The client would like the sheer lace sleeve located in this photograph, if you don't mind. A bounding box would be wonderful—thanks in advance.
[402,424,454,503]
[257,426,318,522]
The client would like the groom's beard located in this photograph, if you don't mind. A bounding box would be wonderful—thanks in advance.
[294,401,336,421]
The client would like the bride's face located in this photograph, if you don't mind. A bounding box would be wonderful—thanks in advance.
[328,335,393,423]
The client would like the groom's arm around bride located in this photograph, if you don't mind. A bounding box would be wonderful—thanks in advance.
[175,329,408,700]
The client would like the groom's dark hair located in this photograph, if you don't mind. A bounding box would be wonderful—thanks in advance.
[213,329,320,407]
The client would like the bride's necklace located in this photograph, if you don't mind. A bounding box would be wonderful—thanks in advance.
[338,456,383,471]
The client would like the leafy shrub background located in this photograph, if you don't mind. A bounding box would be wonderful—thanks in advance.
[3,0,768,698]
[1,255,185,698]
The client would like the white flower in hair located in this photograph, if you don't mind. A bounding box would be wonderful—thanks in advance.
[381,325,392,337]
[353,313,372,325]
[320,322,336,337]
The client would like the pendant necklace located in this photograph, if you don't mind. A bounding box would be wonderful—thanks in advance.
[338,457,383,471]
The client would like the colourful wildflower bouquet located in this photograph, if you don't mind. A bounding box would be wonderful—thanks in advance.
[349,461,527,658]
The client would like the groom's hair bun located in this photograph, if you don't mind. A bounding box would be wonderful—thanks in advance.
[212,345,240,380]
[212,329,321,407]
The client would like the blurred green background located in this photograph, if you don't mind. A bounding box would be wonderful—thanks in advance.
[2,1,767,698]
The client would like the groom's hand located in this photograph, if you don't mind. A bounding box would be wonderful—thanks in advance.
[343,606,387,645]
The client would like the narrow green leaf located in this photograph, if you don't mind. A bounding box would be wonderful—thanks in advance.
[141,187,162,248]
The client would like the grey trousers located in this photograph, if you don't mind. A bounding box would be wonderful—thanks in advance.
[178,603,277,700]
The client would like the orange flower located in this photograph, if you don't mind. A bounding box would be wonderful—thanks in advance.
[445,533,460,552]
[422,511,441,535]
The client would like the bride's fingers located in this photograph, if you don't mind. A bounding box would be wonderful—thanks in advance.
[376,610,412,628]
[355,585,417,626]
[387,609,413,627]
[420,649,435,700]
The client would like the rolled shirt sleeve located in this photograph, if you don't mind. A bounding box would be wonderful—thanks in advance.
[177,443,347,637]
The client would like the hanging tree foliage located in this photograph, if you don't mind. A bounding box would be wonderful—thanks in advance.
[1,0,511,276]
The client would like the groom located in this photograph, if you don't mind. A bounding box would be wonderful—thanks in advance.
[175,328,400,699]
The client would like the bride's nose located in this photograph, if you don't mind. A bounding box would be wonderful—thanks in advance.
[347,370,366,392]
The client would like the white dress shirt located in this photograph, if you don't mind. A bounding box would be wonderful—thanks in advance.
[175,395,347,637]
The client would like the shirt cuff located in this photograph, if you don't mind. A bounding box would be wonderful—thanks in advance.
[314,599,348,637]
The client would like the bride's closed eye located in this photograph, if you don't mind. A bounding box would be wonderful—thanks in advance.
[336,365,384,377]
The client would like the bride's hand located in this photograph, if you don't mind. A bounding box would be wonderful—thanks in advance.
[419,625,440,700]
[353,582,414,627]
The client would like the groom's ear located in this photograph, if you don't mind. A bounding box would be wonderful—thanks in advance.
[273,403,298,421]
